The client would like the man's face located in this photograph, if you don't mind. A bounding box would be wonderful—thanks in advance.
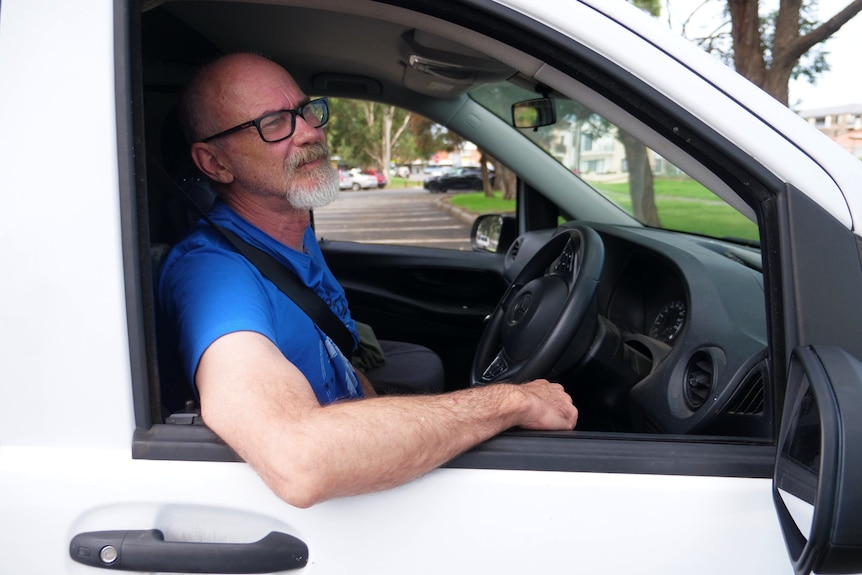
[212,59,339,209]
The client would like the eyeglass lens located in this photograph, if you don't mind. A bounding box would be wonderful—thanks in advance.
[260,99,328,142]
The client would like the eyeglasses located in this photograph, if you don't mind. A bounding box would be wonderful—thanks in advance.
[199,97,330,144]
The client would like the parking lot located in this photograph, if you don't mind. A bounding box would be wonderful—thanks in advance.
[313,187,475,250]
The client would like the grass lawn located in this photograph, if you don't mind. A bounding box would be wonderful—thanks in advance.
[387,176,423,188]
[449,177,760,242]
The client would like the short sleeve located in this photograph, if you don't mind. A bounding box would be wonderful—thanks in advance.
[159,236,277,385]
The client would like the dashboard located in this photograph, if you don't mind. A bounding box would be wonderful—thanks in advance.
[503,222,770,437]
[605,251,688,345]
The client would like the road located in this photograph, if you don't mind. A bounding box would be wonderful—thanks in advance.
[313,187,475,250]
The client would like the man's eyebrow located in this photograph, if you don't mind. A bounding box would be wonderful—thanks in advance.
[280,98,312,112]
[256,98,312,118]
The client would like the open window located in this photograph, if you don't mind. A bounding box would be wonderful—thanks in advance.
[131,0,787,480]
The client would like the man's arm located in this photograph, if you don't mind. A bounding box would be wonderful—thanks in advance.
[196,330,578,508]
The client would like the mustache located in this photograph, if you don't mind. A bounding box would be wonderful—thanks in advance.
[286,142,330,171]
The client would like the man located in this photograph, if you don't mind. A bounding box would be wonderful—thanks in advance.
[158,53,578,509]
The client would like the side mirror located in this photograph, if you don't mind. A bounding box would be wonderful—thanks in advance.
[470,214,517,253]
[774,346,862,575]
[512,98,556,129]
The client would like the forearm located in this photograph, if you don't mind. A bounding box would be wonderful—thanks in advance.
[197,331,576,508]
[251,384,526,506]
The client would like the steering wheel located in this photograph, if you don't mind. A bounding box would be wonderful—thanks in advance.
[471,226,604,385]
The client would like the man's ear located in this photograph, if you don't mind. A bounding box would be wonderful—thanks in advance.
[190,142,235,184]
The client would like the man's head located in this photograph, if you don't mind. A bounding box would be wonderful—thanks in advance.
[180,53,339,210]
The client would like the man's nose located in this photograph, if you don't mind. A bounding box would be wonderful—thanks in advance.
[291,113,325,146]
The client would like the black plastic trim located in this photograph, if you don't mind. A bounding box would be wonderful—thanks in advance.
[70,529,308,573]
[135,424,773,478]
[134,425,243,463]
[776,185,862,361]
[118,0,158,429]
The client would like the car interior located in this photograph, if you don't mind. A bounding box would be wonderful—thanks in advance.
[136,0,779,443]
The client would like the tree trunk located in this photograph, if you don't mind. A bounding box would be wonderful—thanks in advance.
[381,107,393,176]
[619,132,660,227]
[486,155,516,200]
[727,0,768,87]
[479,152,494,198]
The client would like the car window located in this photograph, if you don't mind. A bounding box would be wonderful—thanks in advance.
[469,81,760,244]
[137,0,775,458]
[314,99,502,251]
[315,89,760,250]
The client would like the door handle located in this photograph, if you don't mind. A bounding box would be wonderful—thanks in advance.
[70,529,308,572]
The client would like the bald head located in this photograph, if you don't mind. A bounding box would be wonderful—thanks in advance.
[179,53,299,144]
[178,53,339,215]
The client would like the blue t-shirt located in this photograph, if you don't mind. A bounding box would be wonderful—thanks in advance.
[157,202,363,407]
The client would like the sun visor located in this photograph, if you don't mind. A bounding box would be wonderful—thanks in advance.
[400,30,513,97]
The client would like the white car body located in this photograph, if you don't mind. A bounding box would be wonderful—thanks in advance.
[1,0,861,574]
[348,168,379,189]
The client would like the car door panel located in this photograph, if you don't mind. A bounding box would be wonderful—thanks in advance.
[3,441,789,574]
[320,239,507,375]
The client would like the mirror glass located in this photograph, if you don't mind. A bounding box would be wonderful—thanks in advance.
[776,379,821,544]
[472,214,504,252]
[512,98,556,129]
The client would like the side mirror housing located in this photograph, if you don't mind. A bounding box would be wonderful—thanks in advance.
[470,214,517,253]
[774,346,862,574]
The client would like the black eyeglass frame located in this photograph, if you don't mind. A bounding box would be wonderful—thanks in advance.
[198,97,330,144]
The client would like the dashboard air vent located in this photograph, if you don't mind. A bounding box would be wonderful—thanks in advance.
[683,350,714,410]
[725,362,766,415]
[508,238,521,261]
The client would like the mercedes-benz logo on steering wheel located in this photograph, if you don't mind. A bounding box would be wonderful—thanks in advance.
[509,292,533,325]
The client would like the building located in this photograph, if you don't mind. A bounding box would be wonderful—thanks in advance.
[799,104,862,158]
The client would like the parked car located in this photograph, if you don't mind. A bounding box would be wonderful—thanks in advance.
[348,168,379,190]
[423,164,451,176]
[424,166,494,192]
[337,168,354,190]
[362,168,388,188]
[395,165,411,178]
[3,0,862,573]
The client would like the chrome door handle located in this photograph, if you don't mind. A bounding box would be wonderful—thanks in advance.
[70,529,308,572]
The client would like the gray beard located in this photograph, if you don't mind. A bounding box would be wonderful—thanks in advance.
[284,161,340,209]
[281,142,340,209]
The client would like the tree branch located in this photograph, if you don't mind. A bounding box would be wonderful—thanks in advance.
[779,0,862,65]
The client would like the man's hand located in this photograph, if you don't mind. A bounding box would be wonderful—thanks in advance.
[511,379,578,430]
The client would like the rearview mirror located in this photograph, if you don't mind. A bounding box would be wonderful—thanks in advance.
[512,98,556,129]
[774,346,862,575]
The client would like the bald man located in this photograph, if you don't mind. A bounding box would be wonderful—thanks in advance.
[157,53,578,508]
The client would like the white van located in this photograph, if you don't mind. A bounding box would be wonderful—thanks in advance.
[2,1,862,573]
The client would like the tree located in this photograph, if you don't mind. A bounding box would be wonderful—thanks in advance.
[673,0,862,106]
[327,98,412,170]
[733,0,862,104]
[626,0,662,226]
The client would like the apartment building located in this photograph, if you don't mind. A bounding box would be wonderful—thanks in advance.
[799,103,862,158]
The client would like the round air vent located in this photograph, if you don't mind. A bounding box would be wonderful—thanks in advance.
[683,350,715,410]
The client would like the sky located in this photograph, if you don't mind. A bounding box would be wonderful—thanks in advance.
[662,0,862,111]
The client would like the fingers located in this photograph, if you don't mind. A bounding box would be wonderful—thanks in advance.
[516,379,578,431]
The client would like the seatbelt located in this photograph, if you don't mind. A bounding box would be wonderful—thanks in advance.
[150,157,355,360]
[208,224,356,360]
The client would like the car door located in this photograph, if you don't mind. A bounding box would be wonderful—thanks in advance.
[125,3,813,573]
[5,1,862,574]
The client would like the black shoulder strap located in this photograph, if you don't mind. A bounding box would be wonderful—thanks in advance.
[213,224,355,360]
[150,156,354,359]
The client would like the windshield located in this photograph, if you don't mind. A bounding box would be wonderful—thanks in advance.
[469,82,759,244]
